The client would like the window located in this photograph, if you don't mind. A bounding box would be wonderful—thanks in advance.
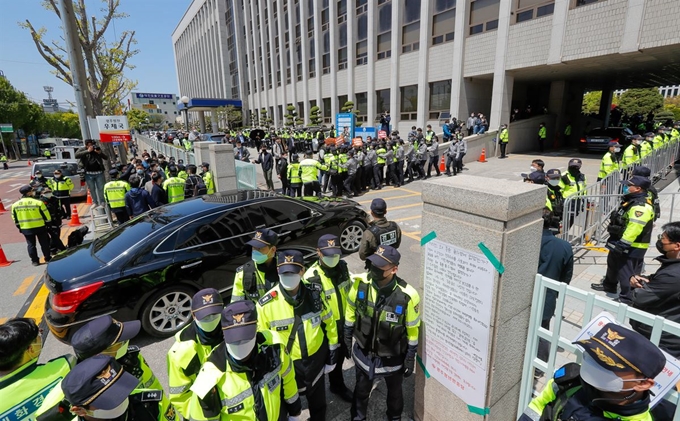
[515,0,554,23]
[321,2,329,31]
[338,47,348,70]
[309,37,316,78]
[175,211,250,253]
[376,89,390,116]
[323,97,332,123]
[469,0,500,35]
[356,41,368,65]
[432,0,455,45]
[356,10,368,65]
[356,0,367,14]
[574,0,604,6]
[356,92,368,122]
[337,0,347,23]
[338,95,348,112]
[338,23,347,69]
[400,85,418,120]
[402,0,420,53]
[429,80,451,119]
[322,30,331,74]
[377,1,391,60]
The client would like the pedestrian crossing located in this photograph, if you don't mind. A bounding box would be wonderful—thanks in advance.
[0,170,30,179]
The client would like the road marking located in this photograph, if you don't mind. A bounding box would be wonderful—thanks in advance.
[393,215,422,222]
[398,188,421,195]
[357,192,420,204]
[7,183,24,193]
[402,231,422,241]
[24,284,49,323]
[14,275,36,296]
[385,203,422,211]
[0,318,6,324]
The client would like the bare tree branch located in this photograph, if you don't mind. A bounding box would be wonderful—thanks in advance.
[23,20,72,85]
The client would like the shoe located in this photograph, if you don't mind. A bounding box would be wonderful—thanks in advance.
[445,172,451,176]
[32,261,40,267]
[330,385,353,403]
[590,283,617,293]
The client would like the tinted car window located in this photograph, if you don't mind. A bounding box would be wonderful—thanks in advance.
[176,209,251,252]
[93,214,170,261]
[260,200,312,226]
[34,162,79,176]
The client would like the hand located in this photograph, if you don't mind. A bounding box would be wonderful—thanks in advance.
[324,364,336,374]
[87,146,94,152]
[404,356,415,378]
[630,275,649,289]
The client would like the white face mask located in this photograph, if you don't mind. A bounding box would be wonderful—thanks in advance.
[547,179,560,187]
[614,147,621,153]
[529,166,537,172]
[195,313,221,332]
[321,254,341,268]
[279,273,301,290]
[580,353,647,392]
[226,337,257,360]
[85,398,129,419]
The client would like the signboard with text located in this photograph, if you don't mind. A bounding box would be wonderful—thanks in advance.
[135,93,174,100]
[354,127,376,142]
[0,124,13,133]
[96,116,131,143]
[335,113,355,140]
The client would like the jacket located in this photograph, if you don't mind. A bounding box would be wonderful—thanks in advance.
[150,183,167,205]
[631,256,680,357]
[358,217,402,261]
[255,151,274,171]
[539,230,574,321]
[74,147,108,172]
[125,188,157,217]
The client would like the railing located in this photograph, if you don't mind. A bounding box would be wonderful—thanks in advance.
[518,275,680,419]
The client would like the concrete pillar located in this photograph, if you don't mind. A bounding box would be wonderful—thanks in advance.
[415,175,544,421]
[416,0,431,129]
[489,73,514,129]
[548,80,568,144]
[193,141,212,167]
[198,111,206,133]
[449,0,471,119]
[389,2,401,130]
[209,143,238,192]
[599,88,613,128]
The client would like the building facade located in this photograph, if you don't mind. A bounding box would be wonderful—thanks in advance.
[128,92,181,125]
[173,0,680,134]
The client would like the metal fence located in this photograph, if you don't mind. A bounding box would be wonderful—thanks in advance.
[559,141,679,249]
[518,274,680,419]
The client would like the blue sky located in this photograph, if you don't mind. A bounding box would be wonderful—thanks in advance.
[0,0,192,108]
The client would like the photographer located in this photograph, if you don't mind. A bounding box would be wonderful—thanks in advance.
[75,139,108,207]
[380,110,391,133]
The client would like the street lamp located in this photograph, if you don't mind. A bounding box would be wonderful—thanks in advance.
[180,96,190,130]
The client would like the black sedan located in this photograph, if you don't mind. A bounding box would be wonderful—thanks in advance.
[44,190,370,343]
[578,127,634,153]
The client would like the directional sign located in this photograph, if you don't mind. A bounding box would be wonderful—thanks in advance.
[0,124,13,133]
[96,116,131,143]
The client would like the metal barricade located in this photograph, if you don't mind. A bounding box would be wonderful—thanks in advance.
[518,274,680,419]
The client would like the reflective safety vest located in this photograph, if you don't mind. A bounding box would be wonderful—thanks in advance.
[184,140,192,151]
[558,172,587,199]
[0,156,7,162]
[256,283,339,388]
[304,260,352,330]
[201,171,215,194]
[167,323,221,418]
[44,150,51,157]
[640,141,653,158]
[177,170,188,180]
[47,177,74,196]
[539,126,547,139]
[609,195,654,250]
[1,355,74,421]
[597,151,619,179]
[12,197,51,230]
[104,180,130,209]
[499,128,509,143]
[622,144,640,167]
[287,162,302,185]
[424,131,435,143]
[299,158,327,183]
[345,274,420,358]
[654,134,665,149]
[231,260,278,303]
[163,177,186,203]
[376,148,386,165]
[324,154,337,174]
[187,331,300,421]
[337,153,348,173]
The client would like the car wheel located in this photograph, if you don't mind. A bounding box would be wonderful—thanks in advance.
[140,285,195,338]
[340,221,366,254]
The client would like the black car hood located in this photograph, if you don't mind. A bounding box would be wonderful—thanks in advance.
[46,242,106,289]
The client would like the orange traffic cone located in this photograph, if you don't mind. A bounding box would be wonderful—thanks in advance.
[0,244,13,267]
[86,190,93,205]
[478,148,487,163]
[439,155,446,172]
[0,198,6,213]
[27,160,31,166]
[69,205,82,226]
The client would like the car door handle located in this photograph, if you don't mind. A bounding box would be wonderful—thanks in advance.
[181,260,202,269]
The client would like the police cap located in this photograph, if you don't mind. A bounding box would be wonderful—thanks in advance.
[71,315,141,360]
[367,245,401,267]
[318,234,341,256]
[621,175,651,190]
[546,169,561,179]
[632,166,651,177]
[221,300,258,344]
[201,162,210,168]
[19,185,33,195]
[568,158,582,168]
[62,355,138,410]
[370,198,387,216]
[246,228,279,248]
[191,288,224,320]
[277,250,305,274]
[607,141,620,147]
[644,132,655,138]
[109,169,119,177]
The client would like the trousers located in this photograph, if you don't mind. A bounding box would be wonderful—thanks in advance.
[351,367,404,421]
[604,250,643,302]
[23,229,51,263]
[112,208,130,224]
[85,172,106,206]
[303,181,321,197]
[303,374,326,421]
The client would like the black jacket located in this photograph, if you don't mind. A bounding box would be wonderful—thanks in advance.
[631,255,680,357]
[538,230,574,321]
[75,147,108,172]
[254,151,274,171]
[150,183,167,205]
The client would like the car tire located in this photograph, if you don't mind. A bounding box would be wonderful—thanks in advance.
[340,220,366,254]
[140,285,196,338]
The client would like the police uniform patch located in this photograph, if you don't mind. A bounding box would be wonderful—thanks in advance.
[413,304,419,313]
[635,210,643,217]
[258,292,276,306]
[139,390,163,402]
[276,326,289,331]
[385,312,399,323]
[227,403,245,414]
[165,405,177,421]
[395,305,403,315]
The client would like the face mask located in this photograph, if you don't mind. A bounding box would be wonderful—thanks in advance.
[568,166,580,175]
[136,169,144,176]
[195,314,221,332]
[529,167,537,173]
[321,254,340,268]
[44,193,53,199]
[252,250,269,264]
[279,273,301,290]
[369,264,389,283]
[614,147,621,153]
[580,354,647,393]
[622,185,629,195]
[85,398,129,419]
[548,179,560,187]
[656,239,666,254]
[226,337,257,360]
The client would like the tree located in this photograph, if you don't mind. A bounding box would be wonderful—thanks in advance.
[617,88,664,117]
[0,77,44,136]
[309,106,322,125]
[259,108,272,126]
[663,97,680,121]
[148,115,164,129]
[20,0,139,115]
[215,105,242,129]
[582,91,601,115]
[41,112,82,138]
[284,104,297,127]
[341,100,363,128]
[126,108,149,131]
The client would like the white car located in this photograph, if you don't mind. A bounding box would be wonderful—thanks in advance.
[31,160,87,198]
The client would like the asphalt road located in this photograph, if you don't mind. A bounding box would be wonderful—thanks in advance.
[1,146,606,420]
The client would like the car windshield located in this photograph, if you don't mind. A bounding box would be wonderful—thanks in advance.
[92,209,177,262]
[34,162,79,176]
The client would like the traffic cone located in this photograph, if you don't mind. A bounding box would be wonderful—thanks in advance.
[439,155,446,172]
[478,148,487,163]
[0,244,13,267]
[0,198,6,213]
[86,190,93,205]
[68,205,82,226]
[27,160,31,166]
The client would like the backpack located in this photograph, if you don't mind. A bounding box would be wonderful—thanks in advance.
[189,175,207,197]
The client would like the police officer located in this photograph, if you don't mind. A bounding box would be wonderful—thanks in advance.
[36,186,67,253]
[537,122,547,152]
[365,143,378,190]
[256,250,340,421]
[199,162,215,194]
[344,245,421,421]
[188,301,302,421]
[622,135,642,168]
[59,354,174,421]
[359,198,402,262]
[162,166,185,204]
[519,323,664,421]
[545,169,565,231]
[104,169,131,224]
[12,185,52,266]
[167,289,224,418]
[375,142,387,188]
[48,168,74,219]
[0,318,75,420]
[632,166,660,221]
[499,123,509,158]
[287,154,302,197]
[341,149,359,197]
[640,132,654,158]
[31,170,50,188]
[177,163,188,180]
[1,153,7,170]
[303,234,354,402]
[597,141,621,181]
[592,176,654,303]
[300,150,327,197]
[44,149,51,159]
[560,158,587,230]
[231,228,280,303]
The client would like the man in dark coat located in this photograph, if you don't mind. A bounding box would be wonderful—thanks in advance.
[252,146,275,190]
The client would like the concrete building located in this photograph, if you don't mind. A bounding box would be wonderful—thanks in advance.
[128,92,180,125]
[173,0,680,135]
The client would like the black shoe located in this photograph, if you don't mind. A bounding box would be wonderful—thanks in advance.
[445,172,451,176]
[590,283,617,293]
[330,386,353,403]
[32,261,40,267]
